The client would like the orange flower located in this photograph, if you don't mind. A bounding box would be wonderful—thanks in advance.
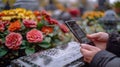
[8,20,21,32]
[41,26,53,34]
[33,11,41,16]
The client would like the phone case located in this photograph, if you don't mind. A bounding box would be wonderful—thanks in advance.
[65,20,94,46]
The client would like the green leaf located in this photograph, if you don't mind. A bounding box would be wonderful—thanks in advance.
[53,26,59,35]
[21,23,26,30]
[25,48,35,55]
[38,41,51,48]
[41,19,49,25]
[53,39,63,46]
[48,33,54,37]
[54,26,59,32]
[20,46,26,49]
[22,40,26,45]
[0,48,7,57]
[44,37,51,43]
[12,51,18,56]
[37,22,44,29]
[0,34,4,38]
[20,40,27,49]
[1,38,5,43]
[4,30,9,35]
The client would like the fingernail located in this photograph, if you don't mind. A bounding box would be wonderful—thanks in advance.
[81,44,86,46]
[81,44,86,48]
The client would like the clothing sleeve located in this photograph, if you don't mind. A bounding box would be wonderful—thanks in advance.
[106,33,120,56]
[89,50,120,67]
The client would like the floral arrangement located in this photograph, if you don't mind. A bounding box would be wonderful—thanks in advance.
[82,11,104,21]
[0,8,72,66]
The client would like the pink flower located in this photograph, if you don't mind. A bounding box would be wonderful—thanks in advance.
[3,20,10,26]
[5,32,22,50]
[58,23,69,33]
[0,23,5,32]
[23,19,37,28]
[26,29,43,43]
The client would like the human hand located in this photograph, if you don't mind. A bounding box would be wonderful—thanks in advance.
[80,44,101,63]
[87,32,109,50]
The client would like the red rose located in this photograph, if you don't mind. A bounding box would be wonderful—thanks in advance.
[68,8,80,17]
[5,32,22,50]
[58,23,69,33]
[37,16,41,21]
[49,19,59,24]
[23,19,37,28]
[41,10,50,18]
[46,18,59,24]
[0,23,4,32]
[26,29,43,43]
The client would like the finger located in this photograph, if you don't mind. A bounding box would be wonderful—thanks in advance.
[80,47,90,55]
[87,33,100,39]
[84,57,89,63]
[81,44,96,50]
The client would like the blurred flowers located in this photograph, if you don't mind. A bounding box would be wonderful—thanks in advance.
[82,11,104,21]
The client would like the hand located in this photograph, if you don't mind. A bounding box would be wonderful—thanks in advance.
[87,32,109,50]
[80,44,101,63]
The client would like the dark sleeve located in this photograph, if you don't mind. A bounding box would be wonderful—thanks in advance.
[106,33,120,56]
[89,50,120,67]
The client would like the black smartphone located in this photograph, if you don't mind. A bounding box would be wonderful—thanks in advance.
[65,20,94,46]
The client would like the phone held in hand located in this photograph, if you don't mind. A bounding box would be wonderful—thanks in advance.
[65,20,94,46]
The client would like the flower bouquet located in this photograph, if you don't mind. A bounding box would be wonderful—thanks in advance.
[0,8,72,66]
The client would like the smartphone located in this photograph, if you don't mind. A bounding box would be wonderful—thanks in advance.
[65,20,94,46]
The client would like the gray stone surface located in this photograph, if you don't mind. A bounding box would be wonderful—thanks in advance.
[10,42,85,67]
[13,0,39,10]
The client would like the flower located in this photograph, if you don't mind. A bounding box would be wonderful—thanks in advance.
[0,23,5,32]
[48,18,59,24]
[5,32,22,50]
[37,16,41,21]
[8,20,21,32]
[58,23,69,33]
[41,10,50,18]
[3,20,10,26]
[41,26,53,34]
[23,19,37,28]
[68,8,80,17]
[82,11,104,20]
[26,29,43,43]
[33,11,41,16]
